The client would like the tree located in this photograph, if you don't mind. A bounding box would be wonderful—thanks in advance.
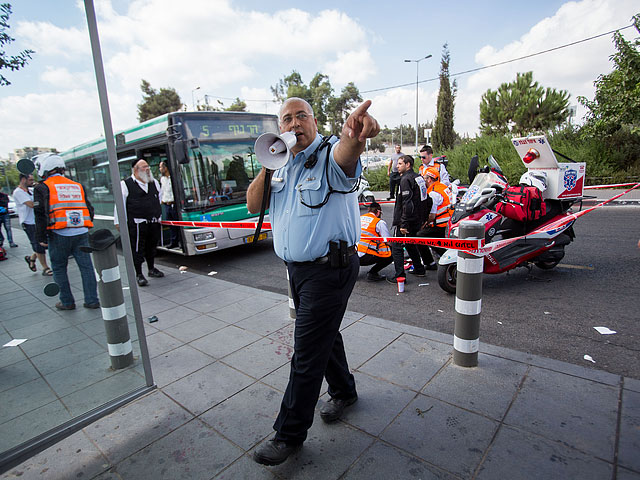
[578,14,640,137]
[1,3,34,86]
[224,97,247,111]
[479,71,570,136]
[433,43,457,150]
[327,82,362,134]
[137,79,183,122]
[270,71,312,104]
[309,73,333,135]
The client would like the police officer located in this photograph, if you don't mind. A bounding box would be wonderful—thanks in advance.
[418,144,450,186]
[33,154,99,310]
[247,97,379,466]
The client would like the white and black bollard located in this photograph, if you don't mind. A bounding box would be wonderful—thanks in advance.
[82,229,133,369]
[286,268,296,319]
[453,220,484,367]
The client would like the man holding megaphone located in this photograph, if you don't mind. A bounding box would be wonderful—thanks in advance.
[248,98,379,466]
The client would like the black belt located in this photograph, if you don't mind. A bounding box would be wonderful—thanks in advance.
[289,245,357,266]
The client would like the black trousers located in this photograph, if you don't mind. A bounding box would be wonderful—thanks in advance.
[359,253,393,274]
[417,225,446,260]
[127,221,160,275]
[389,172,401,199]
[390,225,432,277]
[161,203,180,246]
[274,254,359,444]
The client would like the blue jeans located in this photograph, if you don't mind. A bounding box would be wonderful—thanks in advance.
[48,232,99,306]
[0,214,13,244]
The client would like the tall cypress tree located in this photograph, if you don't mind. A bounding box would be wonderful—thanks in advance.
[433,43,457,150]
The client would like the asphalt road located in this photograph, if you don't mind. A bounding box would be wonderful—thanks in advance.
[156,204,640,380]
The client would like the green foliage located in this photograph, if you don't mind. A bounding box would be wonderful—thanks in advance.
[271,72,362,134]
[363,165,389,191]
[137,79,183,122]
[1,3,34,86]
[433,43,457,150]
[578,14,640,138]
[224,97,247,111]
[479,72,570,136]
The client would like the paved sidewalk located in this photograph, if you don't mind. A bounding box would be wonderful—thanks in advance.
[1,229,639,479]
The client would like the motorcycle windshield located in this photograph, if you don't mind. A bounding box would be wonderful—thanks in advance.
[459,172,495,206]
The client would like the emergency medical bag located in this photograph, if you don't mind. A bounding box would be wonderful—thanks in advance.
[496,185,546,222]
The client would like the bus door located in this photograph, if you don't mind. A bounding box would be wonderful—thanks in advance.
[136,146,180,250]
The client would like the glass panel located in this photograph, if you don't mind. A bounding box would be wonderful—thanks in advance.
[180,141,262,211]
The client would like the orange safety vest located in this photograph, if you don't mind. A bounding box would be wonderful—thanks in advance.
[427,181,452,227]
[419,162,440,178]
[358,213,391,258]
[44,176,93,230]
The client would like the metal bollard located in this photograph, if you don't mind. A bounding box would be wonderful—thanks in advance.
[286,268,296,319]
[453,220,484,367]
[83,229,133,369]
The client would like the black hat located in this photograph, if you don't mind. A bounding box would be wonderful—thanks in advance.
[80,229,119,252]
[131,158,144,169]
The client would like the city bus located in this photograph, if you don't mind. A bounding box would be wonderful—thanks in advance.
[59,111,279,255]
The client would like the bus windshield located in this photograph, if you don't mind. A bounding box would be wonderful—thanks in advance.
[180,140,261,211]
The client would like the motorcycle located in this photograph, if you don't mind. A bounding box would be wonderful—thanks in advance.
[437,155,578,293]
[357,175,375,204]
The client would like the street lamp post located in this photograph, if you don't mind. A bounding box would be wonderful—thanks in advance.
[191,86,201,111]
[400,112,407,148]
[404,54,432,153]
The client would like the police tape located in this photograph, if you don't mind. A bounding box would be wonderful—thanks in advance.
[465,182,640,256]
[584,182,640,189]
[160,220,484,250]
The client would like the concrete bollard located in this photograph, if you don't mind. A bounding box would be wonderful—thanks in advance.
[83,229,133,369]
[286,268,296,319]
[453,220,484,367]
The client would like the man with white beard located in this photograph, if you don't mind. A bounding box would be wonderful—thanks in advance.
[115,158,164,286]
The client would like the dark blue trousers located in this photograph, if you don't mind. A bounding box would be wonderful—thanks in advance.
[274,254,359,444]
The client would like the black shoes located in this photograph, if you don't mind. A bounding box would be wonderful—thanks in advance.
[408,268,426,276]
[386,275,406,284]
[167,243,179,249]
[425,262,437,271]
[253,439,301,466]
[83,302,100,309]
[320,396,358,423]
[148,268,164,278]
[55,302,76,310]
[10,243,18,248]
[137,274,148,286]
[366,272,386,282]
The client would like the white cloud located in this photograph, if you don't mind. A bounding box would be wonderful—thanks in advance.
[15,21,89,58]
[41,67,94,89]
[454,0,638,137]
[324,49,376,84]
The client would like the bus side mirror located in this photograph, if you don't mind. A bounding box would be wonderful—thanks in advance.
[173,138,200,164]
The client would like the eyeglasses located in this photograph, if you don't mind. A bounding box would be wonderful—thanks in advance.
[281,112,312,125]
[420,155,428,159]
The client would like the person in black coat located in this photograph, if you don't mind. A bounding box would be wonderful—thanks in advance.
[387,155,432,283]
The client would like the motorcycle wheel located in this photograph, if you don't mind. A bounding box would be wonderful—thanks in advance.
[437,263,457,294]
[365,195,375,204]
[534,260,560,270]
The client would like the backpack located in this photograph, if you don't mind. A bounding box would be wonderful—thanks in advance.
[496,185,546,222]
[0,246,7,261]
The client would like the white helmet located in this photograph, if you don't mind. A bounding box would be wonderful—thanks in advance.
[36,153,65,177]
[520,170,547,192]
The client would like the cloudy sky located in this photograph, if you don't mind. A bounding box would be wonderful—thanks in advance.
[0,0,637,156]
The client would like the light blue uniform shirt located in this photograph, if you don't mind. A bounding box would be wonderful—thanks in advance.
[269,133,362,263]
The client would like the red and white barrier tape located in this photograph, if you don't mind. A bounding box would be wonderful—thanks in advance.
[584,182,640,189]
[161,220,483,250]
[466,182,640,256]
[162,183,639,254]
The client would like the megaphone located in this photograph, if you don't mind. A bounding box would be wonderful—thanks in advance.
[254,131,297,170]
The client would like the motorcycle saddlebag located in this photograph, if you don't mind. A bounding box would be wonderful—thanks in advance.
[496,185,546,222]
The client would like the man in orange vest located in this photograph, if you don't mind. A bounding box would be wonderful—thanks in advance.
[34,154,99,310]
[418,145,450,186]
[357,202,392,281]
[417,166,452,265]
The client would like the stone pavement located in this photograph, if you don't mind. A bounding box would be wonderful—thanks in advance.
[1,227,639,479]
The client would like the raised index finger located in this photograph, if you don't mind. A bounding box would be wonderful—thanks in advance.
[350,100,372,118]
